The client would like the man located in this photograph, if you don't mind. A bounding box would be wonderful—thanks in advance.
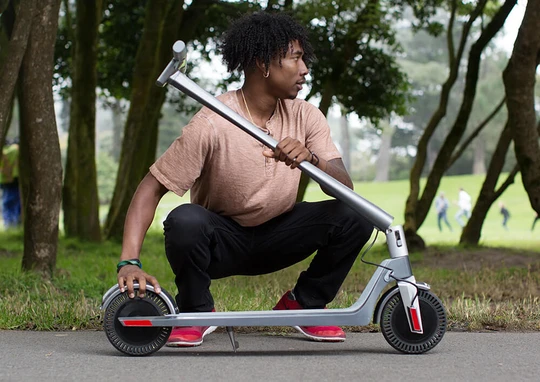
[0,138,21,229]
[435,192,452,232]
[499,202,510,231]
[455,187,472,228]
[116,12,373,347]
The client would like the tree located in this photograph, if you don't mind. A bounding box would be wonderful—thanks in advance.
[0,0,35,147]
[102,0,180,240]
[374,120,396,182]
[460,121,519,244]
[404,0,516,250]
[17,0,63,277]
[503,0,540,215]
[62,0,103,242]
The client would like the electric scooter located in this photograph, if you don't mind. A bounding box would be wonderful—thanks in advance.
[101,41,447,356]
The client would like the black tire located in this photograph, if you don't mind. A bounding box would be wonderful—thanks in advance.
[380,289,447,354]
[103,289,173,356]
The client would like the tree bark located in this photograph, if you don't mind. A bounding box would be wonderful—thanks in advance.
[503,0,540,214]
[62,0,103,241]
[18,0,62,278]
[460,122,517,245]
[0,0,36,146]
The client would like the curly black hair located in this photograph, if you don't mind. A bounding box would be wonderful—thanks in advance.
[221,12,315,73]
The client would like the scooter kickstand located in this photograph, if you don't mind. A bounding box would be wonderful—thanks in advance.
[226,326,239,352]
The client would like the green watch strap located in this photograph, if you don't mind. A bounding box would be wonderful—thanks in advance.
[117,259,142,273]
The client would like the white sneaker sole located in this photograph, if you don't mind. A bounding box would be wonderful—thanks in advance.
[166,326,218,347]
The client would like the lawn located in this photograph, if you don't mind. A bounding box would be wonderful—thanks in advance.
[1,173,538,332]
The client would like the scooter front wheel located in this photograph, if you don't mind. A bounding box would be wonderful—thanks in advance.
[380,289,447,354]
[103,288,174,356]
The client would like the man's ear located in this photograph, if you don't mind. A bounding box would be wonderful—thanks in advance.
[255,59,269,77]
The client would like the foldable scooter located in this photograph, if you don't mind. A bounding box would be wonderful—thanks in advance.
[101,41,447,356]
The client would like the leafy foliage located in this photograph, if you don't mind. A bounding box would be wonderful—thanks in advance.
[98,0,146,101]
[295,0,413,121]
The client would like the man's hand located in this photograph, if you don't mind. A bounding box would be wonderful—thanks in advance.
[117,265,161,299]
[262,136,353,193]
[262,137,312,169]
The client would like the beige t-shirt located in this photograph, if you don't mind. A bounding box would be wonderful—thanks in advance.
[150,90,341,227]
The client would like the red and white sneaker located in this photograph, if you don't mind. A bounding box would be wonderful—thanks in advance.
[166,309,217,347]
[273,290,346,342]
[166,325,218,347]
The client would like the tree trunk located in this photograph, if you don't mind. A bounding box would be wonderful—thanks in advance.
[472,138,486,174]
[0,0,36,145]
[318,80,334,117]
[460,122,517,245]
[374,122,395,182]
[110,99,124,161]
[18,0,62,278]
[339,112,351,173]
[503,0,540,214]
[104,0,186,240]
[62,0,103,241]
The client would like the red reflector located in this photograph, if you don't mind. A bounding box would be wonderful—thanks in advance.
[408,307,422,332]
[122,320,153,327]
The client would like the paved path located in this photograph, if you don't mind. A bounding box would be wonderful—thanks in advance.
[1,330,539,381]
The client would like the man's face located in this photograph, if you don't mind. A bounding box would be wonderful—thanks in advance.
[267,40,309,100]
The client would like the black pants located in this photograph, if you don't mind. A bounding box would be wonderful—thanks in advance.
[163,200,373,312]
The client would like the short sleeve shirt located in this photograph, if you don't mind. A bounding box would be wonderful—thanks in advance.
[150,90,341,227]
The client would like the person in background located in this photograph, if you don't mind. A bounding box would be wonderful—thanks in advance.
[435,192,452,232]
[0,138,21,229]
[455,187,472,228]
[499,202,510,231]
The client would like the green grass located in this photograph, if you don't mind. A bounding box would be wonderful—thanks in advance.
[150,172,538,248]
[1,173,539,331]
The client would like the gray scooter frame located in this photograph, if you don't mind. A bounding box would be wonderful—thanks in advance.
[103,251,422,328]
[101,42,446,354]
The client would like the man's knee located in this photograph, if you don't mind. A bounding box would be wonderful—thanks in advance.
[164,204,211,246]
[331,200,374,242]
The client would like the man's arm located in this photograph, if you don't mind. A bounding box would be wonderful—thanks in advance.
[117,172,169,298]
[314,157,353,193]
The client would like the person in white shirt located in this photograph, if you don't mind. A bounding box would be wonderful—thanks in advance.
[455,187,472,228]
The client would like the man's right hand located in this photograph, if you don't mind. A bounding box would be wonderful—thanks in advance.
[117,265,161,299]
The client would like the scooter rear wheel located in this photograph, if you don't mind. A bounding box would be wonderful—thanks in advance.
[103,289,173,356]
[380,289,447,354]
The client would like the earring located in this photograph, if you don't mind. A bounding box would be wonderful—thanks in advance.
[263,71,270,78]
